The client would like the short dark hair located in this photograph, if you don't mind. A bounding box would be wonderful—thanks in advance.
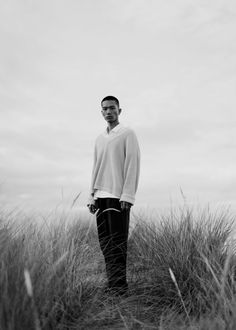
[101,95,120,107]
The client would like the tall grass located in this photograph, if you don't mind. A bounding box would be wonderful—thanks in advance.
[0,206,236,329]
[128,206,236,328]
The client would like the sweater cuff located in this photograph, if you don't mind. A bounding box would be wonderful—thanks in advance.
[120,193,135,205]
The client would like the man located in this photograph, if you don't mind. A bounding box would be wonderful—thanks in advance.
[87,95,140,295]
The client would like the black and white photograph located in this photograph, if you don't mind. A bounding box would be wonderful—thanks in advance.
[1,0,236,329]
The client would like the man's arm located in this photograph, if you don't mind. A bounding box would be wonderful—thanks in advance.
[120,130,140,205]
[87,144,98,214]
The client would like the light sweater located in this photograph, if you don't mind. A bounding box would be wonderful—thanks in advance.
[93,124,124,200]
[89,124,140,205]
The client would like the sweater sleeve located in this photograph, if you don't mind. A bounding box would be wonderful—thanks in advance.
[87,144,97,205]
[120,130,140,205]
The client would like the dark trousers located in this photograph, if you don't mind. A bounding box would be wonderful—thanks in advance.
[96,198,130,289]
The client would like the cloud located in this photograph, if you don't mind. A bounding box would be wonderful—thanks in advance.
[109,0,236,35]
[0,0,236,212]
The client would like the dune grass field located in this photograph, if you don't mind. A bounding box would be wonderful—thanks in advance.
[1,205,236,330]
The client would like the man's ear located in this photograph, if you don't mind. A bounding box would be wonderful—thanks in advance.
[119,108,122,115]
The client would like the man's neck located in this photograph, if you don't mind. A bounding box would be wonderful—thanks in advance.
[107,121,119,133]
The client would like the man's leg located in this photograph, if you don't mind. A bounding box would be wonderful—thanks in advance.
[96,198,112,276]
[96,198,130,292]
[108,201,130,291]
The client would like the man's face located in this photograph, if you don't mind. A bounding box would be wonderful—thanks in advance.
[101,100,121,124]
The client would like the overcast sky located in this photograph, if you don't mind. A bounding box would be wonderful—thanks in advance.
[1,0,236,215]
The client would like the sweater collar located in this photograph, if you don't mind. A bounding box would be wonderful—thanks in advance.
[105,123,123,135]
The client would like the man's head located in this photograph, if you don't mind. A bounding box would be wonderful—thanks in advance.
[101,95,120,108]
[101,95,121,125]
